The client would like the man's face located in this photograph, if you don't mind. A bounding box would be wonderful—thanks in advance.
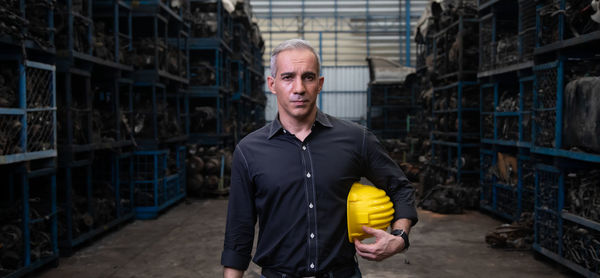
[267,48,324,122]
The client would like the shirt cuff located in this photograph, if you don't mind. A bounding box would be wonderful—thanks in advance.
[221,248,251,271]
[393,205,419,226]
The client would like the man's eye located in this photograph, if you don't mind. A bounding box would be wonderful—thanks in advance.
[304,76,315,81]
[282,76,292,80]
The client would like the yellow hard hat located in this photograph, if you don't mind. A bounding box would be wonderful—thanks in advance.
[347,182,395,242]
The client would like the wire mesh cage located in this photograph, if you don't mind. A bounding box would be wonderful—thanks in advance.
[133,150,169,210]
[189,0,233,44]
[480,150,494,207]
[562,222,600,274]
[479,14,494,72]
[27,111,54,153]
[519,0,536,61]
[536,1,562,47]
[536,208,560,253]
[118,152,134,216]
[0,60,56,163]
[496,184,520,218]
[533,62,559,148]
[520,158,535,213]
[564,169,600,223]
[520,77,534,142]
[536,165,560,211]
[0,163,58,276]
[0,115,23,156]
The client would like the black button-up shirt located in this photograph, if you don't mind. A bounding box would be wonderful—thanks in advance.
[221,110,418,276]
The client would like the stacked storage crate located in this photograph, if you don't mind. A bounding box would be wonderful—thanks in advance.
[531,0,600,275]
[477,0,536,222]
[366,57,417,140]
[0,1,59,275]
[187,0,233,146]
[429,7,480,195]
[54,0,137,253]
[130,0,188,219]
[230,1,266,142]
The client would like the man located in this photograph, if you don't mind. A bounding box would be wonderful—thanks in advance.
[221,39,418,278]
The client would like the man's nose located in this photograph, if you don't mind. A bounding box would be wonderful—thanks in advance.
[292,77,305,94]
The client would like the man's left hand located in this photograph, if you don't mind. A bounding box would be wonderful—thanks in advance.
[354,226,405,261]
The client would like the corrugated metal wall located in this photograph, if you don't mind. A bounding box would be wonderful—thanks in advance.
[264,66,369,123]
[250,0,430,67]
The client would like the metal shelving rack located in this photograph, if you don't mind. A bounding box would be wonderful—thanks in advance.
[431,16,479,84]
[0,158,59,278]
[132,148,185,219]
[529,0,600,275]
[533,159,600,277]
[476,0,538,222]
[430,80,480,185]
[367,83,417,140]
[128,0,188,219]
[0,3,58,275]
[54,0,141,254]
[187,0,233,146]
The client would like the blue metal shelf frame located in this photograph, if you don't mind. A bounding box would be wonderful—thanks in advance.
[532,60,600,163]
[431,81,480,143]
[534,0,600,51]
[479,145,534,222]
[189,45,231,91]
[1,0,56,52]
[478,0,536,73]
[1,159,58,278]
[431,141,480,185]
[189,0,233,51]
[186,88,230,145]
[478,74,534,147]
[432,16,479,81]
[56,69,95,154]
[58,149,135,254]
[0,58,57,165]
[91,1,135,67]
[131,0,189,84]
[533,160,600,277]
[132,81,167,147]
[133,149,184,219]
[367,83,417,140]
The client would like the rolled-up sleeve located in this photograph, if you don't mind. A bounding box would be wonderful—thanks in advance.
[362,129,418,226]
[221,146,257,270]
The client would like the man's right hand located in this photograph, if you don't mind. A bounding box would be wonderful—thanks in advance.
[224,267,244,278]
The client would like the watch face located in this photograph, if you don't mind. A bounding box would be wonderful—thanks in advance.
[392,229,405,236]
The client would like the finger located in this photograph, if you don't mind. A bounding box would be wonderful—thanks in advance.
[354,238,375,253]
[355,244,377,261]
[362,226,386,237]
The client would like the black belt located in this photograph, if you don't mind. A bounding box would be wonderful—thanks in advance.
[261,265,356,278]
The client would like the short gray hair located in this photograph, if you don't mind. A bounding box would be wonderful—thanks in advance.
[270,39,321,77]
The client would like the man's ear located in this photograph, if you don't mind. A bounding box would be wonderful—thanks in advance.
[318,76,324,93]
[267,75,277,95]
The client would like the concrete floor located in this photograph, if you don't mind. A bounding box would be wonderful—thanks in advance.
[37,199,575,278]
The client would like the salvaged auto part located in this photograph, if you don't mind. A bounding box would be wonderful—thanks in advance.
[485,212,533,249]
[419,184,479,214]
[563,77,600,153]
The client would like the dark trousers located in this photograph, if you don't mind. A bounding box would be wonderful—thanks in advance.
[260,264,362,278]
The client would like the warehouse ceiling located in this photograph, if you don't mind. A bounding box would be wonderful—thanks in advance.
[249,0,429,66]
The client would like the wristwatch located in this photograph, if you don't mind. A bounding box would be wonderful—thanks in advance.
[391,229,410,251]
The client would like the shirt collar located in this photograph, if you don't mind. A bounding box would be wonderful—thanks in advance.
[267,109,333,139]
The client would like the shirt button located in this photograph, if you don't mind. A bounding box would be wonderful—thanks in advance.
[302,145,306,150]
[310,263,315,269]
[309,203,313,208]
[283,130,287,133]
[306,172,311,178]
[310,233,315,239]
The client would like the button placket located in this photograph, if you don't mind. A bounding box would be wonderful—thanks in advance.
[301,142,317,273]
